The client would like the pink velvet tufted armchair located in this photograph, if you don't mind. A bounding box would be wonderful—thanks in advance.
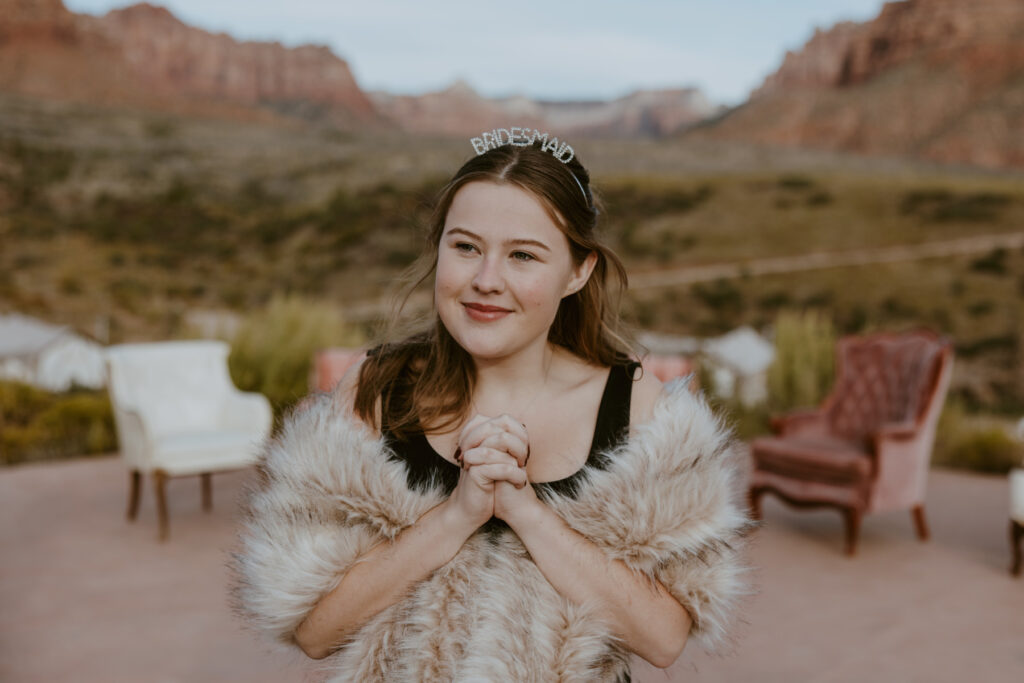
[748,330,953,556]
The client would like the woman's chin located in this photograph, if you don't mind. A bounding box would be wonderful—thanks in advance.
[456,337,512,361]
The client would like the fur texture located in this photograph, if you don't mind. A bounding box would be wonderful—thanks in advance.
[228,377,755,682]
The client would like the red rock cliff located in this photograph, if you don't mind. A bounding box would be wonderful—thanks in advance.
[0,0,381,127]
[705,0,1024,169]
[84,3,376,119]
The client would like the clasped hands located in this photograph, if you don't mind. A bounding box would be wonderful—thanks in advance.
[447,413,540,528]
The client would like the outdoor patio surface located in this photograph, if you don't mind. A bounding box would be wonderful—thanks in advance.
[2,452,1022,682]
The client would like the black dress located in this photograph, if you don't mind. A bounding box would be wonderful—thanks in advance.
[381,359,641,681]
[382,359,641,502]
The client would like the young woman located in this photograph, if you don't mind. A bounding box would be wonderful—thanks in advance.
[230,135,753,682]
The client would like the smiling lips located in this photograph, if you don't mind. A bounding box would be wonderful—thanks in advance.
[463,302,513,322]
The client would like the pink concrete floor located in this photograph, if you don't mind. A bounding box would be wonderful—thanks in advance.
[2,454,1022,682]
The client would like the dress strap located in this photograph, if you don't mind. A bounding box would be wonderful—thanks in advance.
[589,360,641,457]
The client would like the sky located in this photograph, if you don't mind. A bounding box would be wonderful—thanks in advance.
[64,0,890,106]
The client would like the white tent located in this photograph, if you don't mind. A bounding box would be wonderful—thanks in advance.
[0,313,106,391]
[701,326,776,406]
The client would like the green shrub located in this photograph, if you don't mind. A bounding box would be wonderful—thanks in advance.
[767,310,836,412]
[933,400,1023,474]
[900,188,952,214]
[966,300,995,317]
[900,188,1012,222]
[932,193,1012,222]
[227,293,364,425]
[59,275,82,295]
[35,394,117,456]
[0,380,51,425]
[806,191,834,206]
[144,119,178,139]
[955,334,1014,358]
[970,248,1008,275]
[757,291,791,310]
[0,382,116,465]
[691,279,744,314]
[777,174,815,190]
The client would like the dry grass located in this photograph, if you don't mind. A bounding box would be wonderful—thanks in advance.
[2,93,1023,414]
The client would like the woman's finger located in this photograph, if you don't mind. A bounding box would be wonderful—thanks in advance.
[476,432,528,467]
[457,414,498,451]
[494,414,529,444]
[468,462,528,487]
[459,414,529,455]
[460,446,518,469]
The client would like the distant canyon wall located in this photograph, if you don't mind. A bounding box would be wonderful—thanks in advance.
[702,0,1024,169]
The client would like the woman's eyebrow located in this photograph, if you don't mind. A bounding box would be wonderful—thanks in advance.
[445,228,551,252]
[507,238,551,252]
[445,227,480,241]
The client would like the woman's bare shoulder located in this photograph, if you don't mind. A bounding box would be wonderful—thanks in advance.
[331,354,382,434]
[629,361,665,427]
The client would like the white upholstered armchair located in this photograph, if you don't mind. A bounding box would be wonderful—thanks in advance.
[105,340,272,540]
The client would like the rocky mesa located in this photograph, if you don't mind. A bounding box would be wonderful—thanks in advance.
[371,81,720,138]
[698,0,1024,169]
[0,0,382,127]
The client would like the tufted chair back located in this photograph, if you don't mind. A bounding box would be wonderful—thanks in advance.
[825,332,945,448]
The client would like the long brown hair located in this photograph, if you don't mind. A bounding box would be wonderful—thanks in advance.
[355,141,633,437]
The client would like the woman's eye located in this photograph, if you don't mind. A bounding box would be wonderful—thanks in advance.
[511,251,535,262]
[454,242,477,254]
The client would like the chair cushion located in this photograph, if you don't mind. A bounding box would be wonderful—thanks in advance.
[751,435,873,487]
[152,430,264,476]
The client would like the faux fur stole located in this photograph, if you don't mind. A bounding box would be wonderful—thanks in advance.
[229,376,755,680]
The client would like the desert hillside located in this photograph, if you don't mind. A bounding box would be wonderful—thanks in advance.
[0,0,383,128]
[694,0,1024,169]
[370,81,720,138]
[0,0,720,137]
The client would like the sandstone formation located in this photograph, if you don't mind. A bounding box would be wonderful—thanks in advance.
[370,80,547,136]
[0,0,381,127]
[85,4,377,123]
[371,82,719,138]
[700,0,1024,169]
[0,0,75,35]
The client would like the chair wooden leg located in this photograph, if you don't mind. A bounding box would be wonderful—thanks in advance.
[201,473,212,512]
[748,487,763,521]
[153,470,169,542]
[911,504,930,541]
[842,508,860,557]
[1011,520,1023,577]
[127,470,142,521]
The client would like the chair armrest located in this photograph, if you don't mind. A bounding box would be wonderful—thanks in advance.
[770,410,828,437]
[1011,469,1024,523]
[220,391,273,437]
[112,407,153,470]
[869,420,934,513]
[874,420,919,443]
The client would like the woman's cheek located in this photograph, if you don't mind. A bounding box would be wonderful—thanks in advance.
[434,256,464,296]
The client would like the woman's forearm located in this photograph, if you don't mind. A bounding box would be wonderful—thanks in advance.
[294,499,479,659]
[503,496,692,668]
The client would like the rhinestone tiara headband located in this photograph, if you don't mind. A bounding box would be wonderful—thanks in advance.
[470,127,590,206]
[470,127,574,162]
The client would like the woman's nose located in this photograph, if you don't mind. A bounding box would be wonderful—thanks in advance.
[471,256,505,293]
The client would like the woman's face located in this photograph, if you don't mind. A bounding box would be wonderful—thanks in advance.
[435,181,596,362]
